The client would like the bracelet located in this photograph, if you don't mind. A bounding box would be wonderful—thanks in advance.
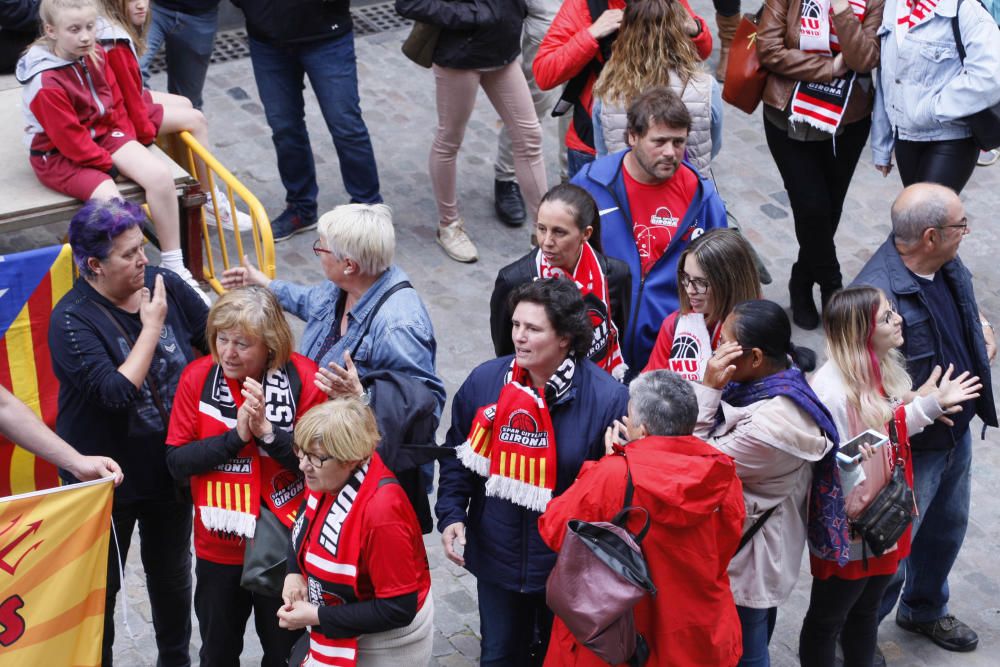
[982,319,995,334]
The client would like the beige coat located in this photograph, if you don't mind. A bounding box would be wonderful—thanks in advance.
[691,382,833,608]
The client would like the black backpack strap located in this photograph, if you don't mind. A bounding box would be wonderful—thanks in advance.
[611,452,652,543]
[350,281,413,358]
[734,505,777,556]
[952,0,968,62]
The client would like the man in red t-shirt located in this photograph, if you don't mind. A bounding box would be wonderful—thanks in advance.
[572,87,727,375]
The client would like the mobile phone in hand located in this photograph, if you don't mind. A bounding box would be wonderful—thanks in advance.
[836,429,889,466]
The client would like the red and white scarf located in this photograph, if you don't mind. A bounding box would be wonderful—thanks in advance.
[537,243,625,379]
[456,357,575,512]
[895,0,940,45]
[292,454,393,666]
[789,0,867,133]
[193,364,305,540]
[665,313,718,381]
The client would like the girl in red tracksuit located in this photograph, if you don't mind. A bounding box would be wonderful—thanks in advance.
[17,0,207,301]
[97,0,249,230]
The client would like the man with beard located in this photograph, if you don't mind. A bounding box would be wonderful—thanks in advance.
[572,86,727,379]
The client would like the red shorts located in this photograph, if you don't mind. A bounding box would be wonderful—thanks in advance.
[149,102,165,135]
[30,130,135,201]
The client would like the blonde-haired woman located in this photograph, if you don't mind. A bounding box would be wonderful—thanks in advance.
[644,228,760,380]
[802,286,980,667]
[278,398,434,666]
[221,203,445,414]
[591,0,721,173]
[165,286,328,667]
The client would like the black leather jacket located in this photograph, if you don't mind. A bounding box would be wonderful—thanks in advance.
[232,0,352,46]
[395,0,526,69]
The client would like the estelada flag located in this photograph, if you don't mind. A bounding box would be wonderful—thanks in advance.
[0,477,113,665]
[0,244,74,497]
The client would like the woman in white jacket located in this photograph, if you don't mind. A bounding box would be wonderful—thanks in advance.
[799,286,980,667]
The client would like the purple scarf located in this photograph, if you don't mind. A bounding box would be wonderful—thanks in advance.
[722,368,850,566]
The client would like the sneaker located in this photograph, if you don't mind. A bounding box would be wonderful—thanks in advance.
[271,207,318,243]
[896,614,979,652]
[494,179,527,227]
[204,191,252,232]
[437,220,478,263]
[977,149,1000,167]
[172,265,212,307]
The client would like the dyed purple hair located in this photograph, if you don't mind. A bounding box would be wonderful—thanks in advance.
[69,198,145,278]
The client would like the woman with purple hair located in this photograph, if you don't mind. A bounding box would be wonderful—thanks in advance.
[49,198,210,665]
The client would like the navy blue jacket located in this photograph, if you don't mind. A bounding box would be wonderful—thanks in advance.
[571,151,728,377]
[436,355,629,593]
[853,235,996,449]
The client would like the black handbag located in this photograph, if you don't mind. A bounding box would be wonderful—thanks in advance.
[850,421,915,558]
[241,506,290,598]
[401,21,441,68]
[951,0,1000,150]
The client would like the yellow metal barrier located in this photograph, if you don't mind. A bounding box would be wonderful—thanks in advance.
[167,130,275,294]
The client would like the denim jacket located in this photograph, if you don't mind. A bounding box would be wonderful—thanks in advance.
[269,265,446,417]
[871,0,1000,165]
[852,236,997,449]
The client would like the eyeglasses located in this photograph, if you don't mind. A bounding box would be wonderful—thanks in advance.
[292,444,333,469]
[880,302,899,326]
[312,239,333,256]
[936,217,969,235]
[679,273,711,295]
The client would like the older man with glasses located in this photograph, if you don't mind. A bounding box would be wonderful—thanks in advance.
[852,182,996,661]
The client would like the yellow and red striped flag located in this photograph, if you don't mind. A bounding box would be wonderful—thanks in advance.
[0,244,75,496]
[0,477,113,665]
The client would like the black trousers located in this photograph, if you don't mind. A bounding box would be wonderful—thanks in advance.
[799,573,894,667]
[194,558,303,667]
[104,497,193,667]
[764,115,871,291]
[895,137,979,194]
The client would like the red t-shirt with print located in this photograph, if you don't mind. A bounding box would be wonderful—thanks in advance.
[624,163,698,276]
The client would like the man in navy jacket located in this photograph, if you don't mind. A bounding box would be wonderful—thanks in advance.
[572,86,727,378]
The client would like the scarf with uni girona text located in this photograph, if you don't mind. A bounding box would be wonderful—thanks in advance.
[537,243,625,379]
[193,363,305,539]
[456,357,575,512]
[789,0,867,133]
[290,454,393,667]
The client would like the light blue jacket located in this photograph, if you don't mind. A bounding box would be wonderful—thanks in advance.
[871,0,1000,165]
[269,265,446,417]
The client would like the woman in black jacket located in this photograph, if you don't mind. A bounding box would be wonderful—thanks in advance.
[395,0,547,263]
[490,183,630,378]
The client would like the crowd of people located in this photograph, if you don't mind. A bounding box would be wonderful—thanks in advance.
[2,0,1000,666]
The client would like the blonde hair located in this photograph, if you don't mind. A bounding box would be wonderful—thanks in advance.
[677,229,761,325]
[824,287,912,430]
[294,398,379,462]
[318,203,395,276]
[592,0,703,106]
[206,286,293,372]
[98,0,151,54]
[36,0,101,62]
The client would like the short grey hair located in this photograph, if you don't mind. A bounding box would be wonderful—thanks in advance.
[890,186,952,245]
[317,203,395,276]
[628,370,698,437]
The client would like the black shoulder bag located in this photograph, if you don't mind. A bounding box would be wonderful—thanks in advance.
[850,419,916,558]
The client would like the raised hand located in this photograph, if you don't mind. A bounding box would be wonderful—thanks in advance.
[314,350,364,400]
[220,254,271,290]
[703,341,744,390]
[589,9,623,39]
[139,273,168,330]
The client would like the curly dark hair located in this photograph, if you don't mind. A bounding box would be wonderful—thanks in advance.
[507,279,594,360]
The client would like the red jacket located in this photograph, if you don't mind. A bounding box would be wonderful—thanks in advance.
[538,435,745,667]
[16,44,133,171]
[533,0,712,154]
[98,19,161,145]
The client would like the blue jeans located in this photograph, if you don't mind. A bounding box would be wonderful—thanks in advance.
[139,4,218,109]
[736,605,777,667]
[104,497,193,666]
[567,148,595,180]
[879,428,972,624]
[477,578,552,666]
[248,32,381,217]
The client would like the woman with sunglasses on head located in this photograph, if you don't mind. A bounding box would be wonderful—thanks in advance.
[693,299,842,667]
[278,398,434,666]
[165,287,327,666]
[799,286,980,667]
[644,229,761,382]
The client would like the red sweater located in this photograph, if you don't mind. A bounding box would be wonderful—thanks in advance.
[18,44,133,171]
[103,42,161,145]
[533,0,712,154]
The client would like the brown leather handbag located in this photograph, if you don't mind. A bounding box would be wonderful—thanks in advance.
[401,21,441,69]
[722,8,768,114]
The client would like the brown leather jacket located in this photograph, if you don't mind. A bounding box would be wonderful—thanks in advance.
[757,0,885,125]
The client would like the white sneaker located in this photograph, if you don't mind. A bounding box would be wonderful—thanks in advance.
[204,191,252,232]
[977,149,1000,167]
[171,265,212,306]
[437,220,478,263]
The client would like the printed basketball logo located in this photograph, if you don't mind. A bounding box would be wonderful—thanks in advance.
[669,333,703,379]
[801,0,823,35]
[499,410,548,448]
[584,294,609,359]
[270,470,304,507]
[650,206,679,228]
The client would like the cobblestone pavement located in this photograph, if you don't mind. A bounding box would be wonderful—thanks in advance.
[4,0,999,664]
